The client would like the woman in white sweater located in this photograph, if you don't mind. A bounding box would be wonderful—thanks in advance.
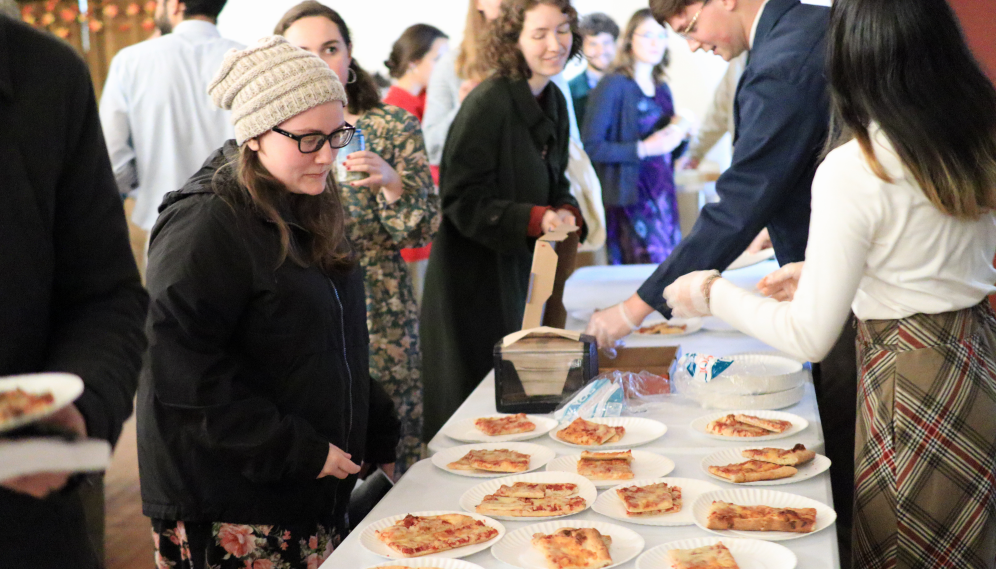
[664,0,996,567]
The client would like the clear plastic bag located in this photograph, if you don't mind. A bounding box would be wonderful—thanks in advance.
[671,352,806,409]
[553,377,624,422]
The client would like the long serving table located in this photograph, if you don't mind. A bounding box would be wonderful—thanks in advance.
[323,260,842,568]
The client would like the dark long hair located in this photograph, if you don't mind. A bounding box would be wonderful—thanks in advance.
[611,9,670,84]
[213,147,355,273]
[483,0,583,80]
[274,1,381,114]
[827,0,996,218]
[385,23,449,79]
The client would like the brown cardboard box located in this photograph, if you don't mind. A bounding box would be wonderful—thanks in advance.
[599,346,679,377]
[522,224,580,330]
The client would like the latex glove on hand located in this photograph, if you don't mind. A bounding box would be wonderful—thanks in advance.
[663,270,721,318]
[585,303,640,351]
[757,261,803,301]
[747,228,772,254]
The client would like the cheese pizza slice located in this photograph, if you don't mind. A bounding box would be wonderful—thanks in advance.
[667,542,740,569]
[493,482,578,499]
[615,482,682,516]
[577,458,634,481]
[475,494,587,517]
[705,415,771,438]
[556,418,626,446]
[708,460,797,483]
[733,414,792,434]
[741,444,816,466]
[706,501,816,533]
[447,449,530,472]
[531,527,613,569]
[474,413,537,436]
[375,513,499,557]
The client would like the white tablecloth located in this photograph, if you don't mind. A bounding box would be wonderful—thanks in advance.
[323,260,842,569]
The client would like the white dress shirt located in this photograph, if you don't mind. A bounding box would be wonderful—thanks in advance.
[99,20,243,230]
[711,126,996,362]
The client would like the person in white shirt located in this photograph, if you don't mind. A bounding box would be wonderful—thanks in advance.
[99,0,243,234]
[664,0,996,567]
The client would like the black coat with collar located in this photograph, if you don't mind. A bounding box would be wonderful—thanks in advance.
[137,141,400,528]
[420,76,585,439]
[637,0,830,314]
[0,17,148,569]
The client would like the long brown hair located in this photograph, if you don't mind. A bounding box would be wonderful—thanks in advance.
[214,146,354,273]
[483,0,583,80]
[455,0,493,81]
[611,9,669,84]
[274,1,380,115]
[827,0,996,218]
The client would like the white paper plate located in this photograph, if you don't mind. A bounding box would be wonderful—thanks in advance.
[727,247,776,271]
[492,519,645,569]
[689,410,809,442]
[544,450,675,487]
[633,317,703,338]
[0,373,84,433]
[441,414,558,443]
[368,558,487,569]
[636,537,797,569]
[592,477,723,526]
[359,511,505,559]
[431,442,556,478]
[692,488,837,541]
[701,447,831,486]
[549,417,667,449]
[459,471,597,521]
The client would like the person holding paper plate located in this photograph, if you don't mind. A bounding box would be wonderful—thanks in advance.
[420,0,588,441]
[662,0,996,567]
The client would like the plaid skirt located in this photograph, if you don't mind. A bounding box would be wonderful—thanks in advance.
[853,302,996,569]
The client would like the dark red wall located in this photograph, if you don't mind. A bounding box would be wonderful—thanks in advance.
[949,0,996,84]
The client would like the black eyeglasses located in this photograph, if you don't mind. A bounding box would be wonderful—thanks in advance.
[272,123,355,153]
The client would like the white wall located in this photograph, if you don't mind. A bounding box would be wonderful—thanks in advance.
[218,0,733,163]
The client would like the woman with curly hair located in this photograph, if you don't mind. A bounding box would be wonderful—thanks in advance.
[420,0,588,439]
[275,1,439,477]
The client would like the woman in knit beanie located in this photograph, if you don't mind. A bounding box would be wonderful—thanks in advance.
[137,36,401,569]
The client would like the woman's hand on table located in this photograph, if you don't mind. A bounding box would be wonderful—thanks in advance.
[663,270,721,318]
[757,261,803,301]
[318,443,361,479]
[343,150,404,203]
[584,295,655,350]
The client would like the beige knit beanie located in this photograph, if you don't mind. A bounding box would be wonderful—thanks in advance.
[208,36,348,145]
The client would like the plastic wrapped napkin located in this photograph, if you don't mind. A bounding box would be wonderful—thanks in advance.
[553,378,624,422]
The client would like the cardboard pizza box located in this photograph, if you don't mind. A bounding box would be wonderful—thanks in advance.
[599,346,679,378]
[521,223,580,330]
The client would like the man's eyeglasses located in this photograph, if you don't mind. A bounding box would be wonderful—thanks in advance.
[677,0,710,38]
[272,124,355,153]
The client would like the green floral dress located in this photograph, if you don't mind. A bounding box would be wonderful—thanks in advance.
[340,103,439,475]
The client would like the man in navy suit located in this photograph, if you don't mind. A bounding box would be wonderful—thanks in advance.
[585,0,854,565]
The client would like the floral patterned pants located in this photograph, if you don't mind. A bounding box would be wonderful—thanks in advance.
[151,519,341,569]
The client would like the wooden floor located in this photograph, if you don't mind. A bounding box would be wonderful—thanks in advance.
[105,415,154,569]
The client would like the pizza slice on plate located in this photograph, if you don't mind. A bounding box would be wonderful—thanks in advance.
[475,494,587,517]
[741,444,816,466]
[705,415,774,438]
[531,527,613,569]
[733,414,792,434]
[577,450,634,481]
[556,417,625,446]
[375,513,498,557]
[708,460,797,483]
[667,541,740,569]
[474,413,536,436]
[494,482,578,499]
[446,449,530,473]
[706,501,816,533]
[615,482,682,516]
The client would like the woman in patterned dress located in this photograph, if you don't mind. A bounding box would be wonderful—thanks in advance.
[663,0,996,567]
[582,9,690,265]
[276,2,439,477]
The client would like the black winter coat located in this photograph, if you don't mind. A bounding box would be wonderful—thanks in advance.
[138,142,399,529]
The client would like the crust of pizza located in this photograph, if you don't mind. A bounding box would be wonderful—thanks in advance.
[375,513,499,557]
[493,482,578,499]
[733,414,792,434]
[707,460,797,483]
[667,542,740,569]
[741,444,816,466]
[531,527,613,569]
[637,322,687,335]
[706,501,817,533]
[615,482,682,515]
[705,415,773,438]
[556,418,626,446]
[577,458,634,481]
[447,449,531,472]
[580,450,633,462]
[0,388,55,423]
[474,413,537,436]
[475,494,587,517]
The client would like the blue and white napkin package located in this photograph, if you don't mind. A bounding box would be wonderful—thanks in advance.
[677,353,734,383]
[553,378,624,422]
